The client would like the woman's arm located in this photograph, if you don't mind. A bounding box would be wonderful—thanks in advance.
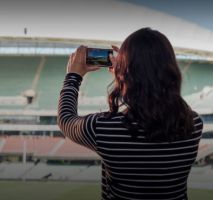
[57,46,101,151]
[57,72,99,151]
[57,45,118,151]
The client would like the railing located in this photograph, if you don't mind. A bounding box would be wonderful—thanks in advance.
[1,37,213,61]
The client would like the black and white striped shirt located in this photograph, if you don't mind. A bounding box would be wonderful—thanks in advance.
[58,73,203,200]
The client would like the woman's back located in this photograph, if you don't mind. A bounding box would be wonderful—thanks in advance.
[96,111,203,200]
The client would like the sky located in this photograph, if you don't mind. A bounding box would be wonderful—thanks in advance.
[0,0,212,32]
[123,0,213,31]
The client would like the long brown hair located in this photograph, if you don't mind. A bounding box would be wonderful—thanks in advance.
[108,28,194,142]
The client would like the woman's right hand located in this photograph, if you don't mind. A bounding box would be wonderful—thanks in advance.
[67,46,100,77]
[109,45,119,74]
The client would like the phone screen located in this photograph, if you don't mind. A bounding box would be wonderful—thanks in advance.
[86,48,113,66]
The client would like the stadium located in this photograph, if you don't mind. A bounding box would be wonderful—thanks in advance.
[0,0,213,199]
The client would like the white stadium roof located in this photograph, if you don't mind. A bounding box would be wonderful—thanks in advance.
[0,0,213,52]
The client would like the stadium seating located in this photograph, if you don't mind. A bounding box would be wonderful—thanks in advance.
[0,135,100,181]
[0,56,40,97]
[179,61,213,96]
[0,162,101,181]
[196,139,213,162]
[35,56,67,110]
[2,136,25,154]
[35,56,111,111]
[1,56,213,111]
[0,136,99,159]
[0,55,213,185]
[54,138,98,159]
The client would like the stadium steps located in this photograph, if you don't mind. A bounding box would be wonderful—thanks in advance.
[31,56,46,90]
[1,136,24,154]
[0,136,99,159]
[0,163,34,179]
[48,139,65,156]
[22,164,101,181]
[54,138,98,159]
[189,165,213,189]
[0,138,6,152]
[0,56,40,97]
[0,154,101,181]
[196,139,213,162]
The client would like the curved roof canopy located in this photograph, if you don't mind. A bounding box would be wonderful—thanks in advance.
[0,0,213,52]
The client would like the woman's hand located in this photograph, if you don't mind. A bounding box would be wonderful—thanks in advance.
[67,45,100,77]
[109,45,120,74]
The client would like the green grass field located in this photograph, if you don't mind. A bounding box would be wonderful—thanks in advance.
[0,181,212,200]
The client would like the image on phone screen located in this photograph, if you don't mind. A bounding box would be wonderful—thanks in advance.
[86,48,112,66]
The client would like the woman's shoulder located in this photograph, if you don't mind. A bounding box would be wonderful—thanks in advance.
[191,110,203,121]
[96,111,125,122]
[191,110,203,130]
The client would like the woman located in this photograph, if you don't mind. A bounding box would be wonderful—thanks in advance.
[58,28,203,200]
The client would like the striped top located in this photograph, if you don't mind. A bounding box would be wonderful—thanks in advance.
[58,73,203,200]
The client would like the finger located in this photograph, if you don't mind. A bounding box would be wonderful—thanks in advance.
[109,54,116,68]
[112,45,120,52]
[108,66,114,74]
[76,45,84,51]
[76,46,86,62]
[67,58,70,73]
[82,46,87,58]
[109,54,115,63]
[66,54,72,73]
[71,53,75,62]
[77,45,86,54]
[67,53,75,69]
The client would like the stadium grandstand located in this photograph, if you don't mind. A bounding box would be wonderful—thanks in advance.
[0,38,213,189]
[0,1,213,197]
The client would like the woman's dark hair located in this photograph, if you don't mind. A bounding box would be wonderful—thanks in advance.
[108,27,194,142]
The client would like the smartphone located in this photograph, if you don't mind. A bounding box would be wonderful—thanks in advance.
[86,48,113,66]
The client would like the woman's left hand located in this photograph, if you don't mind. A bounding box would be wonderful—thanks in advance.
[108,45,119,74]
[66,45,100,77]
